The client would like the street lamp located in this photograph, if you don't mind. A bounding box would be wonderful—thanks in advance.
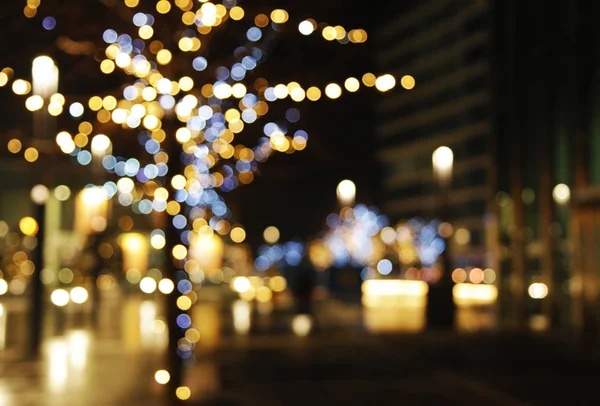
[29,57,58,354]
[426,146,456,330]
[336,179,356,207]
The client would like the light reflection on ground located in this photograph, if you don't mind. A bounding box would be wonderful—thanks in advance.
[0,287,499,404]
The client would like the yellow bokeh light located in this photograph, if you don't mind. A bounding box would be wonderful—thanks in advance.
[455,228,471,245]
[140,277,157,294]
[154,187,169,201]
[158,278,174,294]
[74,133,89,148]
[0,72,8,87]
[273,84,289,99]
[8,139,22,154]
[124,0,139,7]
[263,226,280,244]
[48,103,63,117]
[100,59,115,74]
[176,387,192,401]
[290,87,306,102]
[362,73,376,87]
[179,76,194,91]
[181,11,196,25]
[344,77,360,92]
[24,6,37,18]
[349,29,368,43]
[88,96,103,111]
[230,227,246,243]
[322,26,336,41]
[51,289,70,306]
[232,83,247,98]
[102,96,117,110]
[334,25,346,40]
[256,286,273,303]
[232,277,250,293]
[24,147,39,162]
[12,79,31,95]
[79,121,93,135]
[151,234,166,250]
[177,296,192,310]
[179,37,194,52]
[50,93,65,106]
[298,20,316,35]
[156,0,171,13]
[56,131,72,146]
[19,217,38,236]
[175,0,191,9]
[142,87,158,101]
[270,9,289,24]
[115,53,131,68]
[230,6,244,20]
[139,25,154,40]
[106,44,120,59]
[176,127,192,143]
[143,115,160,130]
[325,83,342,99]
[375,74,396,92]
[224,109,239,123]
[172,244,188,260]
[154,370,170,385]
[166,200,180,215]
[269,276,287,292]
[213,83,232,99]
[528,283,548,299]
[401,75,416,90]
[156,49,172,65]
[307,86,321,101]
[171,175,187,190]
[190,37,201,52]
[111,109,128,124]
[25,95,44,111]
[54,185,71,201]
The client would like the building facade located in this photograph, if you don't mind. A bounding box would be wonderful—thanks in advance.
[375,0,600,332]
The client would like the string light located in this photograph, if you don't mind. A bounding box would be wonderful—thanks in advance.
[2,1,401,392]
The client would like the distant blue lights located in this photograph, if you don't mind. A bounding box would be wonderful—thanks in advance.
[246,27,262,42]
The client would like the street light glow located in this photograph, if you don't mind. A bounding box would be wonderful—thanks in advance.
[70,287,89,304]
[336,179,356,207]
[432,146,453,187]
[32,56,58,98]
[30,184,50,205]
[51,289,70,307]
[552,183,570,205]
[528,283,549,299]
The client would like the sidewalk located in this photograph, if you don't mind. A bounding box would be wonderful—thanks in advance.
[1,293,598,405]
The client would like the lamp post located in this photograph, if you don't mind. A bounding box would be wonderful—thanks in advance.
[29,56,58,354]
[29,185,49,353]
[426,147,456,329]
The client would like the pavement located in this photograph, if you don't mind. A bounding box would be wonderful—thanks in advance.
[0,292,599,405]
[193,331,598,406]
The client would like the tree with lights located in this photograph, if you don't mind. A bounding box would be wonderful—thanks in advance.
[1,0,399,400]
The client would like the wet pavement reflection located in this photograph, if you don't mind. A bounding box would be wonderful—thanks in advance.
[0,288,499,405]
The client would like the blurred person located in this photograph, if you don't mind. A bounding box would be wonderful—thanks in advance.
[289,255,317,315]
